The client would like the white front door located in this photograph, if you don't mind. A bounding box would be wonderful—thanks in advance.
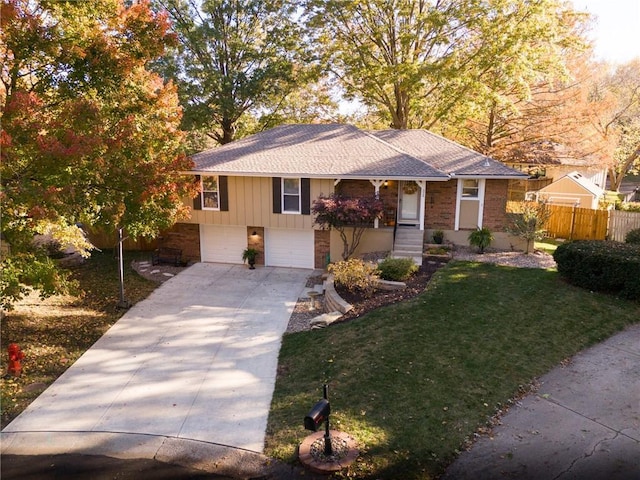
[398,181,420,224]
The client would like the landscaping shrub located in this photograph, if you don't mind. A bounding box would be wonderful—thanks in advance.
[505,201,551,253]
[328,258,379,296]
[553,240,640,300]
[43,240,65,259]
[377,257,418,281]
[432,230,444,244]
[468,227,493,253]
[617,202,640,213]
[625,228,640,244]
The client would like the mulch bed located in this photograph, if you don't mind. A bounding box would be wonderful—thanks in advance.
[335,259,446,322]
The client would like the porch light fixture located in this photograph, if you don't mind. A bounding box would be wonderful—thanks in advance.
[383,180,389,189]
[252,230,258,236]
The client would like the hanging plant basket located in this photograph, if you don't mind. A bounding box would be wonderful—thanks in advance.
[402,182,418,194]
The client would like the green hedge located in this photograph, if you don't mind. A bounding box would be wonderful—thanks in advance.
[626,228,640,244]
[553,241,640,300]
[377,257,418,281]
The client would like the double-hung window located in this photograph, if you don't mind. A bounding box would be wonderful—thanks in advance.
[202,175,220,210]
[462,179,479,197]
[282,178,301,214]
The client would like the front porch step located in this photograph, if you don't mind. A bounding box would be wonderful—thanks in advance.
[392,226,424,265]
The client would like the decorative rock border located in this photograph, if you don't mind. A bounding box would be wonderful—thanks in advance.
[323,275,353,314]
[322,275,407,314]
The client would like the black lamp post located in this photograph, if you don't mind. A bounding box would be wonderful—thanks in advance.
[116,227,131,309]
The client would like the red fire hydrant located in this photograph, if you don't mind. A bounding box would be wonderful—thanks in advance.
[7,343,25,377]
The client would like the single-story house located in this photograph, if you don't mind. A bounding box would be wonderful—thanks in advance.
[535,171,605,209]
[163,124,528,269]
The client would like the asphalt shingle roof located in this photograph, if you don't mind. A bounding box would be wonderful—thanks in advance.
[191,124,525,179]
[370,129,526,177]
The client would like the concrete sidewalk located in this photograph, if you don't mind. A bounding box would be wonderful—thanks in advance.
[1,263,311,475]
[443,323,640,480]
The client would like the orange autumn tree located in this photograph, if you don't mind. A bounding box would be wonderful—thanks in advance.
[0,0,198,308]
[567,59,640,192]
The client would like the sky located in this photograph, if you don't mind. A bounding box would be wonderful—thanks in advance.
[573,0,640,64]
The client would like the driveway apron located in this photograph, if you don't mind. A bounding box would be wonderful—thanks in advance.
[2,263,311,455]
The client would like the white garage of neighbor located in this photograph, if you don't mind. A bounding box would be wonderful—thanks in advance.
[200,225,246,264]
[265,228,314,269]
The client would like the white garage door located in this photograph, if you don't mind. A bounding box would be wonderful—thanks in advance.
[200,225,246,264]
[266,229,314,269]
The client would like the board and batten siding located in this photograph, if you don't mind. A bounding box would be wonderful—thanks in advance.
[185,176,334,229]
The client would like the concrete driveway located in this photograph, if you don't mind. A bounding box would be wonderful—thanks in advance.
[2,263,311,472]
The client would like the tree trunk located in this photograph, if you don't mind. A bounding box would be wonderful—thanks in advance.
[391,84,409,129]
[609,143,640,191]
[219,117,236,145]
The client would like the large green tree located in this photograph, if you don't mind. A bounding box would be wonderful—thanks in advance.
[305,0,585,131]
[152,0,309,145]
[1,0,197,308]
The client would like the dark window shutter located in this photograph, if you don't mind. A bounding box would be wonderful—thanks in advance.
[273,177,282,213]
[219,175,229,211]
[301,178,311,215]
[193,175,202,210]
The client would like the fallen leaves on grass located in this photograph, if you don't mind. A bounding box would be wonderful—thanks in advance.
[0,251,157,428]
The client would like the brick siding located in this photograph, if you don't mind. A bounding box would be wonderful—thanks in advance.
[424,181,457,229]
[314,230,330,269]
[159,223,200,263]
[483,180,509,231]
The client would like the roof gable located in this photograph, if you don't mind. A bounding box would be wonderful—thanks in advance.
[539,171,604,197]
[370,129,525,177]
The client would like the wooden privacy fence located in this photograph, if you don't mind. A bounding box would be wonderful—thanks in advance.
[85,228,159,251]
[609,210,640,242]
[507,202,640,241]
[544,205,609,240]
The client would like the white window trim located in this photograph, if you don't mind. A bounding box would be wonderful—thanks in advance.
[201,175,220,211]
[455,178,485,230]
[282,177,301,214]
[462,179,480,198]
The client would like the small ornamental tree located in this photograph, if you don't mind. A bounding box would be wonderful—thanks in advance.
[312,194,385,260]
[506,202,552,253]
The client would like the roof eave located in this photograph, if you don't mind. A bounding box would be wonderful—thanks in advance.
[188,170,450,181]
[450,173,529,179]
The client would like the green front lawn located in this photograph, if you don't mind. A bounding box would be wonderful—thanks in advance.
[266,262,639,479]
[534,237,563,254]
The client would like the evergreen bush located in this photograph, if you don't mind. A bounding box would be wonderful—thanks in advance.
[625,228,640,244]
[553,240,640,300]
[377,257,418,281]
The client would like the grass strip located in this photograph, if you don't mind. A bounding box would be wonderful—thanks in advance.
[266,261,639,479]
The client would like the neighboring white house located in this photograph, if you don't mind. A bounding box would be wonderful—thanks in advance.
[535,171,605,209]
